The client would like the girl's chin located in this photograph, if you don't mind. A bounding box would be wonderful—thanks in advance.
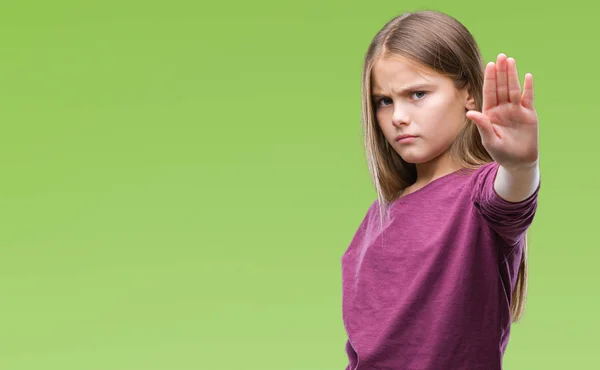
[397,153,434,165]
[396,147,447,165]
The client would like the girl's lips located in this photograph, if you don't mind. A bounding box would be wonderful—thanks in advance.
[396,135,418,143]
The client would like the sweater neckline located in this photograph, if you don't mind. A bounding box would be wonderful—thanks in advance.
[393,167,473,204]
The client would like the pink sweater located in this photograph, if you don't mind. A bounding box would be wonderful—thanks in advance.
[341,162,540,369]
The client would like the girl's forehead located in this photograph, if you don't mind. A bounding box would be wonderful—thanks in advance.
[373,55,439,80]
[371,58,440,88]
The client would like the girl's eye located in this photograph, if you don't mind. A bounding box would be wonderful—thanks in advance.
[411,91,427,100]
[375,92,427,107]
[378,97,393,107]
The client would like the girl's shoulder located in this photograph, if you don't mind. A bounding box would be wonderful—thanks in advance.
[455,161,499,185]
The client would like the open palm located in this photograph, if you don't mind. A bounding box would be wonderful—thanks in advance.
[466,53,539,170]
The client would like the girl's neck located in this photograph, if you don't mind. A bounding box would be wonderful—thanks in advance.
[402,155,462,197]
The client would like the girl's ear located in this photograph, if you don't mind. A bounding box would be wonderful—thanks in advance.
[465,89,476,111]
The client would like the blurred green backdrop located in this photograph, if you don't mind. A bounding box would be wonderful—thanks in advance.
[0,1,596,369]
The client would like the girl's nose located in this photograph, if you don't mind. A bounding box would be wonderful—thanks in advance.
[392,109,410,127]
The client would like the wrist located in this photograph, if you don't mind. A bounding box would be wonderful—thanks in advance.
[500,159,539,173]
[494,161,540,203]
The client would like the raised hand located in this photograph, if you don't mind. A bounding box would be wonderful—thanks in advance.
[466,53,539,170]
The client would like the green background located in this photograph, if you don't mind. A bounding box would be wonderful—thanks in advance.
[0,1,596,369]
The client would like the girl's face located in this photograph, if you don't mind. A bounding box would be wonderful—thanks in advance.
[371,56,475,168]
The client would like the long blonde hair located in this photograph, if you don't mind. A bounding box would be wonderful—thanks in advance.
[360,10,528,323]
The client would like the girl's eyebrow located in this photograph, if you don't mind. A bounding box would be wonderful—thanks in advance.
[372,83,435,98]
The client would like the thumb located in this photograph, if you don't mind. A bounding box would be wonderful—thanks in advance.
[466,110,497,141]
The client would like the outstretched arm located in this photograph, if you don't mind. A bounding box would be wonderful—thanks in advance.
[466,53,540,203]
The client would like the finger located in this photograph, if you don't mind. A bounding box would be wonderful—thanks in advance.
[482,62,497,111]
[522,73,535,109]
[466,110,500,143]
[496,53,509,104]
[507,57,521,103]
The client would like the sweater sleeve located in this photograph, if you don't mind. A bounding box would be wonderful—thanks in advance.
[471,162,540,247]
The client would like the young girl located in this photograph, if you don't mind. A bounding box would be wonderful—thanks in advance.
[341,10,540,369]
